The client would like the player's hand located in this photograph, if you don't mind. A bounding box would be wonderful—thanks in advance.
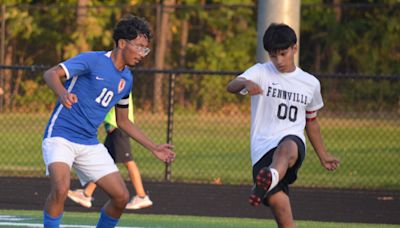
[320,153,340,171]
[152,144,176,163]
[59,92,78,109]
[244,80,263,95]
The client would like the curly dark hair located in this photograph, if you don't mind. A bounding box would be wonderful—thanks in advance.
[112,14,153,47]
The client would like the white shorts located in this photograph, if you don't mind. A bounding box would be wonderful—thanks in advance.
[42,137,118,186]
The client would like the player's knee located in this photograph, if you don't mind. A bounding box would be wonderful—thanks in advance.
[52,184,69,200]
[121,190,130,204]
[112,188,130,208]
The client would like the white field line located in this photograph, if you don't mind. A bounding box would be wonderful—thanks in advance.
[0,222,144,227]
[0,214,148,228]
[0,215,32,221]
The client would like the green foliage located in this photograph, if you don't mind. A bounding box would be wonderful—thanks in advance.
[13,78,56,113]
[176,1,256,111]
[321,78,400,112]
[301,1,400,75]
[2,2,400,112]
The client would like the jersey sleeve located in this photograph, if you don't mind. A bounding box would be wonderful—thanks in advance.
[59,52,97,80]
[106,92,134,127]
[306,80,324,112]
[116,94,130,108]
[237,63,262,85]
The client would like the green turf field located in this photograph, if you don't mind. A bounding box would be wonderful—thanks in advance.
[0,210,398,228]
[0,112,399,189]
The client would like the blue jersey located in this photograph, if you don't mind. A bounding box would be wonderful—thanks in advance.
[44,51,133,145]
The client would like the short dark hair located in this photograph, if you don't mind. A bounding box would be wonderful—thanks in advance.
[112,15,153,46]
[263,23,297,53]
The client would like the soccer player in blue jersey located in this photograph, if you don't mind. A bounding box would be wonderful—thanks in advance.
[41,15,176,228]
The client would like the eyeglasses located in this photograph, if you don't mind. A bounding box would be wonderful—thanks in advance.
[125,40,151,56]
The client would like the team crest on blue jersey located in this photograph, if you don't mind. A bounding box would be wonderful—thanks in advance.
[118,79,126,93]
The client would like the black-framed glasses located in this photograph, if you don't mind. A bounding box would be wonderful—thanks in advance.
[125,40,151,56]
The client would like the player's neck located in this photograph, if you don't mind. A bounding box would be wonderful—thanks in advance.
[286,64,296,73]
[110,49,125,71]
[274,63,296,74]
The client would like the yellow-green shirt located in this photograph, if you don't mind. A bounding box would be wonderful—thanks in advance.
[104,92,134,128]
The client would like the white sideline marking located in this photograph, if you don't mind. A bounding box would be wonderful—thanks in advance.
[0,215,32,221]
[0,222,143,227]
[0,215,145,227]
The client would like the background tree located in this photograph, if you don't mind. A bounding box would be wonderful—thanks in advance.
[153,0,175,113]
[1,1,399,113]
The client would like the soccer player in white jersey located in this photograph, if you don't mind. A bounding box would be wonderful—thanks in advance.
[41,15,175,228]
[227,23,340,228]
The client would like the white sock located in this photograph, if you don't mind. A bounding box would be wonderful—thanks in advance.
[268,168,279,192]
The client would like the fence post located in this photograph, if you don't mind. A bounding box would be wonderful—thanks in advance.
[164,73,176,181]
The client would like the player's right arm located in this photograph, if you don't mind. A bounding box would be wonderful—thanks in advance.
[226,77,263,95]
[43,65,78,109]
[115,106,176,163]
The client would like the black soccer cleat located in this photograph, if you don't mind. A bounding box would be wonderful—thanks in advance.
[249,167,272,206]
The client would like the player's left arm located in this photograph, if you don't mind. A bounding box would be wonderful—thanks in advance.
[305,115,340,171]
[115,106,175,163]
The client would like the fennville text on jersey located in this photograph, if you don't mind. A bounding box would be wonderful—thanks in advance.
[266,86,308,105]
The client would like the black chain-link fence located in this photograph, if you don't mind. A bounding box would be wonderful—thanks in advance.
[0,65,399,190]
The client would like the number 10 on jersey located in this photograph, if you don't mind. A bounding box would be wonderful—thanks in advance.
[95,88,114,107]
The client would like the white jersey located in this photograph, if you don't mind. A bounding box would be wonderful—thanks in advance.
[238,62,324,165]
